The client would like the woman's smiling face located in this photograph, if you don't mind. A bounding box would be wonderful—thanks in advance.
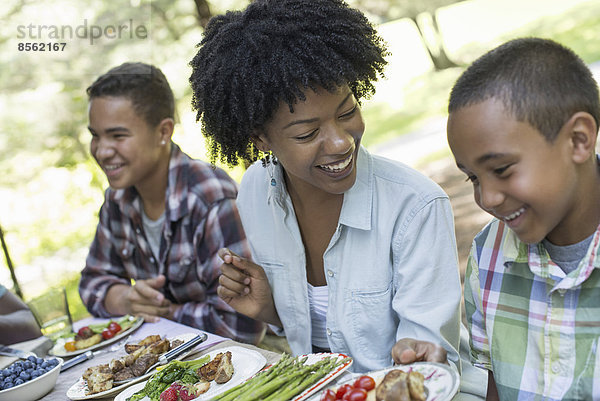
[255,85,365,197]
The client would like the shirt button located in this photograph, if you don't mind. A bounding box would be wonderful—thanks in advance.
[183,257,192,265]
[135,228,141,235]
[327,270,334,277]
[149,257,155,263]
[551,362,560,373]
[326,328,332,336]
[122,249,128,256]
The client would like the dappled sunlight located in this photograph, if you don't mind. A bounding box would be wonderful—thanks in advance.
[2,0,600,306]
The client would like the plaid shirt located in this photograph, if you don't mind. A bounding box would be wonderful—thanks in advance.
[79,143,265,344]
[465,219,600,401]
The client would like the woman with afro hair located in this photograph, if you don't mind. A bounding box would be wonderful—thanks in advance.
[190,0,486,396]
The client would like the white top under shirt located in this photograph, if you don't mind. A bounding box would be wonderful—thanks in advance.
[307,284,329,349]
[141,209,165,260]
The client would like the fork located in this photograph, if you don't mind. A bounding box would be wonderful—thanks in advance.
[60,335,131,372]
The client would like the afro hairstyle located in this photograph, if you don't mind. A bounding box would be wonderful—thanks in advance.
[189,0,388,166]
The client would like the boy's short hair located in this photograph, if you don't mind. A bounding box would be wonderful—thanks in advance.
[448,37,600,142]
[189,0,389,166]
[87,62,174,128]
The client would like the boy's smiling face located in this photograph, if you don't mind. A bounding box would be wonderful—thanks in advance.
[447,98,581,245]
[88,96,168,192]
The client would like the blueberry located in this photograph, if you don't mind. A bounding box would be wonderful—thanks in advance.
[14,378,24,386]
[19,371,30,380]
[4,382,13,389]
[36,358,44,365]
[27,355,37,363]
[41,361,50,369]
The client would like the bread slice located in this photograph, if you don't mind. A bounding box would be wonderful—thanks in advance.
[408,370,427,401]
[375,369,410,401]
[214,351,234,384]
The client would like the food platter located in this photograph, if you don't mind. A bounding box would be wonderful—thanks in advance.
[310,361,459,401]
[114,346,267,401]
[66,332,198,400]
[50,316,144,357]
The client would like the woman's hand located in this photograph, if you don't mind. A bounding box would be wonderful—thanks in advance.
[105,275,174,322]
[391,338,448,365]
[217,248,281,327]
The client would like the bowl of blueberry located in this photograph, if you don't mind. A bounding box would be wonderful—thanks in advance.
[0,355,63,401]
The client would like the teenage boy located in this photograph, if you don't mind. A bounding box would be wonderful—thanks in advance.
[79,62,265,344]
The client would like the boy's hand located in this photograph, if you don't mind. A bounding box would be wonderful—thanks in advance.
[217,248,281,327]
[106,275,174,322]
[392,338,448,365]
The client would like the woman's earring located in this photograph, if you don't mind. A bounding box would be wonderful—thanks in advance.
[261,153,278,186]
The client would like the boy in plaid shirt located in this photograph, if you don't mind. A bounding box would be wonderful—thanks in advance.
[447,37,600,400]
[79,63,265,344]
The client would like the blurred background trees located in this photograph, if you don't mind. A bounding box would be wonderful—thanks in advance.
[1,0,599,320]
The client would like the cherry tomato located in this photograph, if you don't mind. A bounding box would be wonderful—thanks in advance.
[342,388,368,401]
[320,389,337,401]
[335,384,354,399]
[101,328,116,340]
[108,322,122,334]
[353,375,376,391]
[77,326,93,339]
[64,341,77,352]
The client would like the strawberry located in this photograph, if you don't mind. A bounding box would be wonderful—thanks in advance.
[179,383,202,401]
[159,385,179,401]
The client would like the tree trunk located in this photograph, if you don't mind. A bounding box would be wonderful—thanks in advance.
[0,225,23,299]
[194,0,212,29]
[412,12,458,71]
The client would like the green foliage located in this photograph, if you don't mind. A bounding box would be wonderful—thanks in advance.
[2,0,600,316]
[361,0,600,148]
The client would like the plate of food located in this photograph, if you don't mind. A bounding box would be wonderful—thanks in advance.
[199,352,352,401]
[50,315,144,357]
[66,332,200,400]
[115,345,267,401]
[312,361,459,401]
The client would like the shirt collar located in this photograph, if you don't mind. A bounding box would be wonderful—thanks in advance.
[338,146,372,230]
[502,220,600,286]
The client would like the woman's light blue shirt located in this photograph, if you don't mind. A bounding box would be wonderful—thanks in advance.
[237,146,463,373]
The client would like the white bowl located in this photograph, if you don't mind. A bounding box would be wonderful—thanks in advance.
[0,356,63,401]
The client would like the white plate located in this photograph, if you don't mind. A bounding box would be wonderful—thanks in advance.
[66,332,198,400]
[291,353,353,401]
[50,316,144,357]
[313,361,460,401]
[115,346,267,401]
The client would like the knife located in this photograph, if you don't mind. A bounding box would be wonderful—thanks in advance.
[156,332,208,366]
[112,332,208,384]
[0,345,35,360]
[60,350,95,372]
